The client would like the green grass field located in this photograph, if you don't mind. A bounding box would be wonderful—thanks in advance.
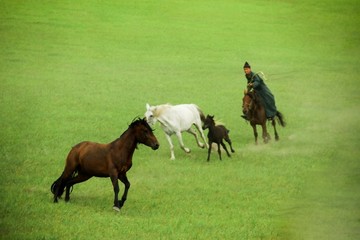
[1,0,359,239]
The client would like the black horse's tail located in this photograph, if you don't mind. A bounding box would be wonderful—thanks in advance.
[275,111,286,127]
[51,172,66,197]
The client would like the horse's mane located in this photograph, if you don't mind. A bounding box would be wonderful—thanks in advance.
[129,117,154,132]
[246,91,262,106]
[117,118,153,140]
[152,104,172,118]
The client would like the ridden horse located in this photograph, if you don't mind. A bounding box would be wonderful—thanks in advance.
[242,91,286,144]
[50,118,159,211]
[202,115,235,161]
[145,103,208,160]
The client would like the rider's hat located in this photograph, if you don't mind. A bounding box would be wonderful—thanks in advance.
[243,61,251,68]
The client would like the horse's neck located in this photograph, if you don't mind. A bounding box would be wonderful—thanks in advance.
[208,124,217,132]
[112,130,137,158]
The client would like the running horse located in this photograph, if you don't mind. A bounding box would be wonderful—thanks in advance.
[242,91,286,144]
[145,103,208,160]
[51,118,159,211]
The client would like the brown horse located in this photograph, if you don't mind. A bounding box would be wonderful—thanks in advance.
[203,115,235,161]
[242,91,286,144]
[51,118,159,211]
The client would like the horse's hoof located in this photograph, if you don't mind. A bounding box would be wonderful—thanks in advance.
[185,148,191,153]
[113,206,120,212]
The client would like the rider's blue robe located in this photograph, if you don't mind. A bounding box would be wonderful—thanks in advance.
[246,72,277,118]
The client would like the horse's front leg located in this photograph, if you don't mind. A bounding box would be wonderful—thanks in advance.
[175,131,191,154]
[261,123,269,143]
[251,123,258,144]
[217,143,222,160]
[110,174,120,211]
[118,174,130,209]
[207,140,213,161]
[164,133,176,160]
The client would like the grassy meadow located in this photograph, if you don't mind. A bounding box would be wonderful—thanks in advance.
[1,0,359,239]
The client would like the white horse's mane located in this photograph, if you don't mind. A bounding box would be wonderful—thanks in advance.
[152,104,172,118]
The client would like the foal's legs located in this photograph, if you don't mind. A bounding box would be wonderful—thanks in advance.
[207,140,213,161]
[118,174,130,209]
[217,143,222,160]
[64,173,92,202]
[220,141,231,158]
[224,135,235,153]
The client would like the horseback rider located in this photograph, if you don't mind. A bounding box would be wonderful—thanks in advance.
[242,61,278,120]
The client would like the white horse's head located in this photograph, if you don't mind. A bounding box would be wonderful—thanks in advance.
[145,103,157,126]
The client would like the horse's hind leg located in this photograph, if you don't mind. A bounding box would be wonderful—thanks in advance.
[261,124,269,143]
[272,119,279,141]
[220,141,231,158]
[187,128,205,148]
[64,173,92,202]
[194,123,209,149]
[224,135,235,153]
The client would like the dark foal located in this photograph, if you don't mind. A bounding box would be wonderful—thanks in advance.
[51,118,159,211]
[202,115,235,161]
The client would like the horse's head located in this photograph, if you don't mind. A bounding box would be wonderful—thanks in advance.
[144,103,158,126]
[131,118,159,150]
[203,115,215,130]
[242,91,255,116]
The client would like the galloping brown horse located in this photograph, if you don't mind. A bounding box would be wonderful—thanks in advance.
[242,91,286,144]
[51,118,159,211]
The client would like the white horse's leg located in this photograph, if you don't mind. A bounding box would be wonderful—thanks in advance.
[187,128,205,148]
[175,131,191,154]
[194,122,209,149]
[164,134,176,160]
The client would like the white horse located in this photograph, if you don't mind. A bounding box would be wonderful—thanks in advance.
[145,103,209,160]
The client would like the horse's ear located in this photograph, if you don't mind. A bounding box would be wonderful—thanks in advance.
[146,103,150,110]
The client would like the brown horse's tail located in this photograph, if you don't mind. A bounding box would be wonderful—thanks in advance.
[51,170,77,199]
[275,111,286,127]
[51,172,67,197]
[51,146,80,201]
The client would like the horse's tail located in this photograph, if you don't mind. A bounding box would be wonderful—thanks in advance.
[275,111,286,127]
[51,169,77,200]
[196,105,206,122]
[50,172,67,197]
[51,146,80,201]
